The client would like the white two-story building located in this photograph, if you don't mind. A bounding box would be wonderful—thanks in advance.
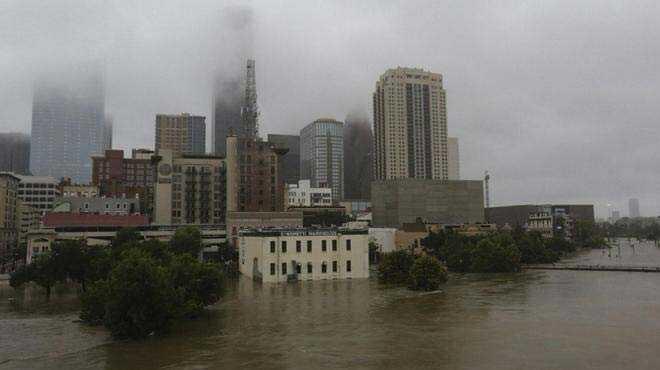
[238,228,369,283]
[285,180,333,207]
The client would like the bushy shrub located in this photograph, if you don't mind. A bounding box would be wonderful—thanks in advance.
[409,255,448,291]
[378,250,415,285]
[470,236,521,273]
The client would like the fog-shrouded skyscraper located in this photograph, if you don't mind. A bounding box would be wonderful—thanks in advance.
[373,67,448,180]
[343,111,373,200]
[212,78,242,156]
[447,137,460,180]
[300,118,344,202]
[0,133,31,175]
[30,64,105,183]
[628,198,640,218]
[268,134,300,185]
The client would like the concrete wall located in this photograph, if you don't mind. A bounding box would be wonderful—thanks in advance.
[371,179,484,228]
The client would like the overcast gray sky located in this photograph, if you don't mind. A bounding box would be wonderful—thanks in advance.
[1,0,659,218]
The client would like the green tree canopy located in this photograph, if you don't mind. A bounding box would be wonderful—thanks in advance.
[170,226,203,257]
[409,255,448,291]
[378,250,415,285]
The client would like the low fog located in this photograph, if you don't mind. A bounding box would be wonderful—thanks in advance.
[1,0,659,218]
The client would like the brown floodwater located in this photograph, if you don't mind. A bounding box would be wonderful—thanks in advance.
[1,238,660,369]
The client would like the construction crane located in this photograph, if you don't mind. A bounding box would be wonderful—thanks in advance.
[484,171,491,208]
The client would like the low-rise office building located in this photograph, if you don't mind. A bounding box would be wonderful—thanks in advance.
[15,174,60,212]
[52,196,140,215]
[286,180,332,207]
[239,228,369,283]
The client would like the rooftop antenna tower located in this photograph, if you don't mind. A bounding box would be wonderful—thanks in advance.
[484,171,491,208]
[242,59,259,138]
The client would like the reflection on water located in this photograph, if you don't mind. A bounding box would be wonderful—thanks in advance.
[2,239,660,369]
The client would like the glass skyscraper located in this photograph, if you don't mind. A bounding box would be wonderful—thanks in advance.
[300,118,344,202]
[30,64,105,183]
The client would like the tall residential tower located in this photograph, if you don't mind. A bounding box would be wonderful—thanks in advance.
[373,67,448,180]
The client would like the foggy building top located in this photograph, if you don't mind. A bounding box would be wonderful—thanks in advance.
[30,63,105,183]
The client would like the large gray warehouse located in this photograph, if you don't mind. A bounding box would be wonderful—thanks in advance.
[372,179,484,228]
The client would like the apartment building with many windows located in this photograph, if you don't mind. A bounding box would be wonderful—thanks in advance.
[373,67,448,180]
[153,149,226,225]
[238,228,369,283]
[155,113,206,155]
[226,135,288,213]
[15,174,60,213]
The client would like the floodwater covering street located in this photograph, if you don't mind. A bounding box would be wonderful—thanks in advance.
[2,239,660,369]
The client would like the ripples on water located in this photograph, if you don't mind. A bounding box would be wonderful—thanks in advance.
[2,239,660,369]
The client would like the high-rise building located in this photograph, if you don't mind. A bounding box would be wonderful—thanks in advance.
[226,136,288,213]
[155,113,206,155]
[152,149,226,225]
[447,137,460,180]
[373,67,448,180]
[300,118,344,202]
[30,64,105,183]
[628,198,640,218]
[0,172,20,253]
[343,112,373,200]
[267,134,300,185]
[91,149,156,219]
[212,79,242,156]
[0,133,31,175]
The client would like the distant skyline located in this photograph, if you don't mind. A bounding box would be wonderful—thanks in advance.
[1,1,659,218]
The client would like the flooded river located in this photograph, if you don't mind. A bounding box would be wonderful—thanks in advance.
[2,239,660,369]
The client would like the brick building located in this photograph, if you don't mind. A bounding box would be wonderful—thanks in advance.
[226,135,288,213]
[91,149,155,218]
